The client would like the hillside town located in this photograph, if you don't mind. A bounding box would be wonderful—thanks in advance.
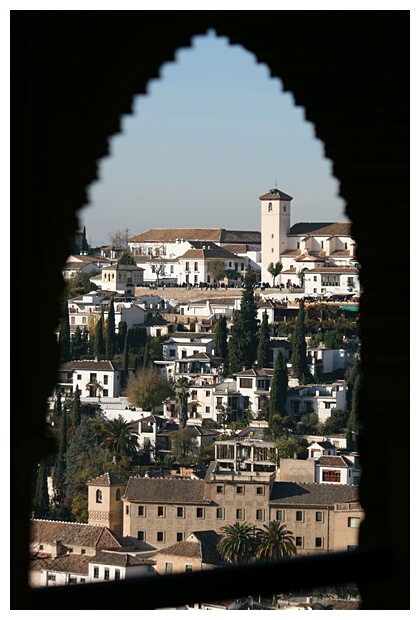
[31,187,362,610]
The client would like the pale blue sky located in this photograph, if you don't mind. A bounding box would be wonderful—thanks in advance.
[80,30,347,247]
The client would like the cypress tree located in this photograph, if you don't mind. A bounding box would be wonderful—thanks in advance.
[142,338,150,368]
[228,266,258,374]
[53,391,62,428]
[70,325,83,360]
[257,311,271,369]
[269,350,288,420]
[291,299,311,384]
[122,332,129,374]
[118,320,128,353]
[348,373,362,434]
[59,298,71,363]
[65,417,105,498]
[347,358,361,409]
[81,326,91,356]
[33,460,50,519]
[214,316,228,361]
[105,299,116,360]
[94,307,105,360]
[53,408,68,504]
[71,385,82,426]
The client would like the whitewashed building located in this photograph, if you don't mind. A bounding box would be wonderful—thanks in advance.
[66,294,147,335]
[259,187,360,294]
[55,360,123,399]
[286,381,347,422]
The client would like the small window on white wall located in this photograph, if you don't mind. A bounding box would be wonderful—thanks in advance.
[268,202,272,212]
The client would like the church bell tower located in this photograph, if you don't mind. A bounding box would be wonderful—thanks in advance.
[260,186,292,284]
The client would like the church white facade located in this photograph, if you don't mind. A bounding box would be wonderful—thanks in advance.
[259,187,359,294]
[122,188,359,294]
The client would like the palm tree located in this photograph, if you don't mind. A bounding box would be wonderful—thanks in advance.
[85,378,103,401]
[216,522,258,564]
[255,521,297,560]
[174,376,191,429]
[101,417,139,461]
[297,267,307,289]
[267,261,283,287]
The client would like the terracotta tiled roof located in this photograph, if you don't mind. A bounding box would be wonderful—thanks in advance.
[180,246,242,260]
[58,360,118,372]
[63,262,92,270]
[157,531,224,564]
[312,441,336,449]
[269,482,360,505]
[295,254,322,263]
[129,228,224,243]
[86,473,127,487]
[123,477,208,504]
[184,352,218,361]
[220,231,261,244]
[91,551,155,567]
[101,264,144,271]
[328,600,360,610]
[158,540,202,558]
[128,228,261,245]
[289,222,352,236]
[66,255,110,264]
[233,368,274,377]
[221,244,260,253]
[317,456,354,468]
[329,249,351,256]
[308,267,358,274]
[259,188,293,200]
[31,520,123,549]
[31,554,91,575]
[280,249,302,257]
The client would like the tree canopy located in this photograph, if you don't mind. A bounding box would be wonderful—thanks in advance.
[64,271,99,299]
[105,299,117,360]
[214,316,228,364]
[107,228,129,247]
[255,521,297,560]
[101,417,139,461]
[269,351,288,420]
[291,299,311,384]
[216,522,258,564]
[228,265,258,373]
[208,259,226,283]
[170,427,199,466]
[257,311,271,369]
[117,250,136,265]
[267,261,283,287]
[126,368,174,412]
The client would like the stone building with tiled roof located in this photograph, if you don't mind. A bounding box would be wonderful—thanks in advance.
[29,516,157,587]
[29,518,126,587]
[85,457,362,556]
[154,530,228,574]
[268,481,362,555]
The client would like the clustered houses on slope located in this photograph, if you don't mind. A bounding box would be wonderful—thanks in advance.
[40,187,361,589]
[30,446,362,587]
